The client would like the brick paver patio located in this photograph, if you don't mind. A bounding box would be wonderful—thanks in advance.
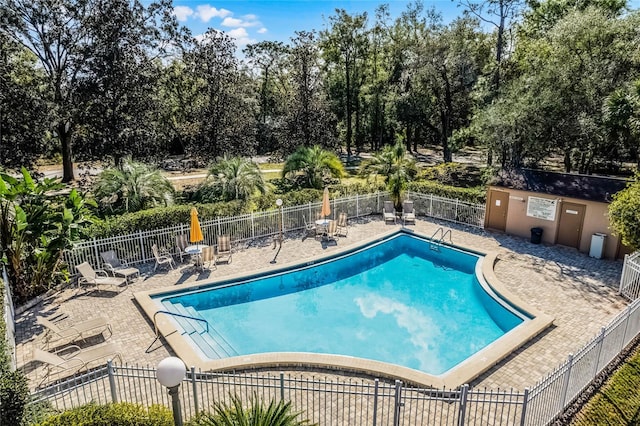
[14,215,627,391]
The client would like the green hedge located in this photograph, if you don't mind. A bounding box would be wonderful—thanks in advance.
[89,201,245,239]
[408,181,486,204]
[0,279,29,425]
[34,402,173,426]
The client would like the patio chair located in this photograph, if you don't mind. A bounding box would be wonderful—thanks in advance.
[324,219,338,243]
[215,235,233,264]
[175,234,189,262]
[200,246,216,270]
[335,212,348,237]
[76,262,126,293]
[34,342,122,386]
[100,250,140,283]
[151,244,175,271]
[303,215,316,238]
[402,200,416,225]
[383,201,396,224]
[36,316,112,348]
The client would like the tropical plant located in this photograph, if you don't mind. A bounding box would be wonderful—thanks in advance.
[282,145,345,189]
[199,157,266,202]
[189,393,314,426]
[608,175,640,251]
[93,158,174,214]
[360,142,417,207]
[0,168,96,303]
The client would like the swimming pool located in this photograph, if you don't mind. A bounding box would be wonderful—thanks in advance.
[136,232,556,390]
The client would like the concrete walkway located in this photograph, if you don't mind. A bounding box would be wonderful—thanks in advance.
[15,216,627,391]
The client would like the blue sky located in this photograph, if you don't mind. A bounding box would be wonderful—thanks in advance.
[171,1,466,47]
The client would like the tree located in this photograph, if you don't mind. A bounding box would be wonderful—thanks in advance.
[0,33,50,170]
[282,145,345,189]
[604,80,640,169]
[360,142,417,207]
[92,158,174,214]
[609,176,640,251]
[0,169,96,303]
[200,156,266,202]
[283,31,337,154]
[185,30,256,159]
[244,41,288,154]
[0,0,180,181]
[321,10,370,157]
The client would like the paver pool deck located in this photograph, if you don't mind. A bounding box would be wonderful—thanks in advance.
[15,216,627,391]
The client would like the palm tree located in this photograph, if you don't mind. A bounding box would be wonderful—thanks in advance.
[93,158,174,214]
[202,156,266,202]
[360,142,417,207]
[282,145,345,189]
[191,393,314,426]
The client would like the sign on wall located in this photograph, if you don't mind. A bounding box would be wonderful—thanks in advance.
[526,196,558,221]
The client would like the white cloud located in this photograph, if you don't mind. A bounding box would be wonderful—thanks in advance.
[243,14,258,20]
[257,27,268,34]
[227,28,256,46]
[221,17,260,28]
[173,6,194,22]
[196,5,231,22]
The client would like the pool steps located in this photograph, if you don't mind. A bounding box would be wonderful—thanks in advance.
[166,303,238,359]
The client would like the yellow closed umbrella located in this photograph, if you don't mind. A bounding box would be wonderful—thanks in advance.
[320,187,331,219]
[190,207,204,245]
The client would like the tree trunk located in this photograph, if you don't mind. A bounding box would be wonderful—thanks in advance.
[58,123,75,183]
[564,149,572,172]
[345,60,352,157]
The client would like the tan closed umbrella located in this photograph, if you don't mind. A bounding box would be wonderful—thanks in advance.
[190,207,204,246]
[320,187,331,220]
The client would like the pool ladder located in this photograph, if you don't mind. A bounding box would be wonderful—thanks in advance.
[146,310,209,353]
[430,227,452,251]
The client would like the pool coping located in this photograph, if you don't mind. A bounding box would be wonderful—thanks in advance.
[134,228,554,389]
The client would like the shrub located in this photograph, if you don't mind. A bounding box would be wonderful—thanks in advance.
[35,402,173,426]
[0,280,29,425]
[407,181,486,204]
[89,201,245,238]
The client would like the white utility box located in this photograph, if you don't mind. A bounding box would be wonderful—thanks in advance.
[589,233,607,259]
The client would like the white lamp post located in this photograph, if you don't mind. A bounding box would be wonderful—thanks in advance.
[276,198,284,243]
[157,357,186,426]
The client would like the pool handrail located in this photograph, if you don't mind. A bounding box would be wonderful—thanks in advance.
[430,227,452,251]
[146,310,209,353]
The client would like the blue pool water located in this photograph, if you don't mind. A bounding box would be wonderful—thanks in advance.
[157,234,526,375]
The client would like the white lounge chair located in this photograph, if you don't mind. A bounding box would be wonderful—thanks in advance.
[34,343,122,386]
[402,200,416,225]
[303,215,316,238]
[383,201,396,224]
[76,262,126,293]
[100,250,140,283]
[152,244,175,271]
[36,316,112,348]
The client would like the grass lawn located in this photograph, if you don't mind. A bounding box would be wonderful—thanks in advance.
[571,344,640,425]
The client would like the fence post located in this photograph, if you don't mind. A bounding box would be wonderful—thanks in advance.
[619,254,629,296]
[280,372,285,401]
[429,194,433,216]
[560,354,574,408]
[138,230,145,261]
[107,360,117,403]
[251,212,255,239]
[593,327,606,378]
[458,384,469,426]
[455,199,459,222]
[621,305,633,349]
[191,366,199,414]
[393,380,402,426]
[372,379,379,426]
[520,388,529,426]
[356,193,359,218]
[92,238,100,266]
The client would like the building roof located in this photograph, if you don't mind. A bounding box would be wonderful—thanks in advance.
[491,169,629,203]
